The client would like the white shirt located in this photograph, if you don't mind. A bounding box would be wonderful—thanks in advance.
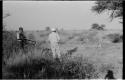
[48,32,60,43]
[17,32,20,40]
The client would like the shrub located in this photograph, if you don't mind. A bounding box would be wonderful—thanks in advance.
[98,63,116,77]
[45,26,50,31]
[106,33,122,43]
[68,36,74,40]
[40,33,49,37]
[91,23,105,31]
[2,31,37,65]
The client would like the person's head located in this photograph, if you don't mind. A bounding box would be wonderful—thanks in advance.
[107,70,113,75]
[51,28,56,32]
[19,27,23,33]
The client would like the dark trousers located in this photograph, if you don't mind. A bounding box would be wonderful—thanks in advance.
[19,40,25,49]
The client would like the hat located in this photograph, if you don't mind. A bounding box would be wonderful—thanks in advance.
[19,27,23,30]
[51,28,56,32]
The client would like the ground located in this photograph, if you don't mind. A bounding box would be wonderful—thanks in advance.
[3,29,122,79]
[24,29,123,79]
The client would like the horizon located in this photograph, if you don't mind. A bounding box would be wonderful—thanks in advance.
[3,1,123,30]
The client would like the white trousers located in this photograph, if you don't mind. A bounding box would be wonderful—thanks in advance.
[50,42,61,59]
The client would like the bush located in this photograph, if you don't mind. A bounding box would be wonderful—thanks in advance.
[68,36,74,40]
[45,26,50,31]
[2,31,37,65]
[106,33,122,43]
[91,23,105,31]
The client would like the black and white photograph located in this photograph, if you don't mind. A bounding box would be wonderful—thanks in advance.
[2,0,123,79]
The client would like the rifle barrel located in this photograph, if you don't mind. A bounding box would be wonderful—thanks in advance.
[24,39,36,43]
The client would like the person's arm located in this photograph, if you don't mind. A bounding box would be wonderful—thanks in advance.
[48,34,51,43]
[17,32,21,41]
[17,33,19,40]
[57,33,60,40]
[57,33,60,43]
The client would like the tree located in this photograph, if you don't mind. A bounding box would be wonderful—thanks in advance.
[91,23,100,30]
[99,24,106,30]
[92,0,123,23]
[91,23,105,31]
[100,24,105,28]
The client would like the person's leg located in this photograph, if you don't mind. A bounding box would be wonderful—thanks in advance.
[20,41,23,49]
[22,40,25,49]
[19,41,21,48]
[51,44,56,58]
[18,40,24,54]
[55,43,61,59]
[22,40,26,54]
[54,43,61,63]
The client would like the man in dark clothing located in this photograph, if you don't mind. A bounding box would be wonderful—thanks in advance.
[17,27,26,49]
[105,70,115,79]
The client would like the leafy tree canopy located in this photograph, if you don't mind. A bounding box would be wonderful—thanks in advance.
[91,23,106,31]
[92,0,123,23]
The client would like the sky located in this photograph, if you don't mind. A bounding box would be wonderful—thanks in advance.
[3,1,123,30]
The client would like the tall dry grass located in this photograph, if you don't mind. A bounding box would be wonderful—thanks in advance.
[3,30,119,79]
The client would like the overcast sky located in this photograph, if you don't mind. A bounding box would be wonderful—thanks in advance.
[3,1,123,30]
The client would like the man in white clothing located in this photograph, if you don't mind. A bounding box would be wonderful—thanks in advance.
[48,28,61,59]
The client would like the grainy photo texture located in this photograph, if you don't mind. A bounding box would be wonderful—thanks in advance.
[2,1,123,79]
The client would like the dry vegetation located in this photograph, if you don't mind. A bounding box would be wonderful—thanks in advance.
[2,29,122,79]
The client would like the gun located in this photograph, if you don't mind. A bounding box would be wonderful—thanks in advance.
[23,38,36,45]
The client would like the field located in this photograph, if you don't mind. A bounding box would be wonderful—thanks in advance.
[2,29,123,79]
